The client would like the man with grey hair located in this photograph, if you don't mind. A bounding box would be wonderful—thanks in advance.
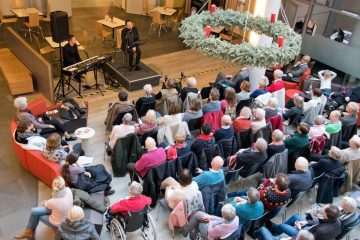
[108,113,135,149]
[135,84,155,115]
[110,181,151,216]
[250,76,269,99]
[287,157,312,199]
[267,69,284,93]
[56,206,100,240]
[325,110,342,137]
[312,146,345,178]
[283,55,310,83]
[182,204,239,240]
[339,135,360,163]
[213,115,234,142]
[180,77,198,101]
[341,101,359,126]
[265,98,279,119]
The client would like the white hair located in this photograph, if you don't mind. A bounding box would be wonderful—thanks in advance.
[255,138,268,152]
[272,129,284,142]
[221,204,236,222]
[329,146,342,160]
[296,230,314,240]
[295,157,309,171]
[330,110,341,119]
[143,110,157,124]
[268,98,278,108]
[259,76,269,87]
[313,115,325,125]
[14,97,28,110]
[240,107,252,119]
[274,69,284,79]
[254,108,266,120]
[211,156,224,170]
[129,181,143,196]
[68,206,84,222]
[187,77,197,87]
[349,135,360,148]
[341,197,357,214]
[145,137,156,150]
[122,113,133,124]
[222,115,232,126]
[143,84,152,94]
[347,102,359,115]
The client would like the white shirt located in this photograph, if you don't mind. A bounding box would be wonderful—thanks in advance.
[303,97,321,113]
[309,125,325,139]
[318,70,337,90]
[109,124,135,148]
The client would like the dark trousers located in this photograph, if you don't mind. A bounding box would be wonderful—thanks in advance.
[128,46,141,67]
[282,75,298,83]
[40,119,67,136]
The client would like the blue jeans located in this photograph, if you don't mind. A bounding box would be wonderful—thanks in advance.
[271,214,303,237]
[227,189,248,198]
[27,207,56,230]
[257,227,279,240]
[321,88,331,97]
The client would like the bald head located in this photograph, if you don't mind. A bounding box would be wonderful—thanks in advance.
[211,156,224,170]
[349,135,360,149]
[295,157,309,171]
[145,137,156,151]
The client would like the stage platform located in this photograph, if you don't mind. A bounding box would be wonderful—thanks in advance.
[104,54,161,91]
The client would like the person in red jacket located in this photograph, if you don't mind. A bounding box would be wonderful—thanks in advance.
[110,181,151,216]
[267,69,285,93]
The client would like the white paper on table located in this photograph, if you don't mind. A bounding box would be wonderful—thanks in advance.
[78,156,94,166]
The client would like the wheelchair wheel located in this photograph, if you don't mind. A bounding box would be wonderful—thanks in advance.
[110,218,127,240]
[142,213,157,240]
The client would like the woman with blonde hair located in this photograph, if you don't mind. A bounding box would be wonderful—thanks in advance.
[15,176,73,239]
[135,109,158,136]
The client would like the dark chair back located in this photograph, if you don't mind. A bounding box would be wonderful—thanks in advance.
[244,212,269,239]
[176,151,198,177]
[287,190,306,207]
[262,150,288,179]
[236,98,252,116]
[125,205,151,232]
[243,161,263,178]
[251,122,272,143]
[200,144,220,170]
[288,144,310,173]
[138,101,156,118]
[342,123,357,142]
[217,137,237,161]
[235,128,251,149]
[140,129,158,147]
[188,116,203,132]
[112,109,135,126]
[200,86,212,99]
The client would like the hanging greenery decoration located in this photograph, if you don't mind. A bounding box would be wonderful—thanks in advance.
[179,9,302,68]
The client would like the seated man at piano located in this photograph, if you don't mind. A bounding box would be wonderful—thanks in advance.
[121,20,141,71]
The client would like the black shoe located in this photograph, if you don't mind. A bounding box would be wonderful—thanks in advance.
[65,136,77,141]
[82,85,91,89]
[134,65,141,71]
[106,185,112,191]
[105,189,115,196]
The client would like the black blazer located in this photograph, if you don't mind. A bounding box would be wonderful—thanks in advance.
[309,219,342,240]
[312,156,344,177]
[121,27,140,51]
[236,149,267,176]
[62,43,81,67]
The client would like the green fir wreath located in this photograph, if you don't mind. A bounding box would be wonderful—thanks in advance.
[179,9,302,68]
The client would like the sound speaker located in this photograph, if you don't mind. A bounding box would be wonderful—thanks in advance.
[50,11,69,43]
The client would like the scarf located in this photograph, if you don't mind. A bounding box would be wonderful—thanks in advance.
[197,134,213,141]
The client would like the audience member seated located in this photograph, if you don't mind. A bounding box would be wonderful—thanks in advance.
[284,122,310,154]
[318,69,336,97]
[309,115,326,139]
[233,107,252,133]
[257,228,314,240]
[214,115,234,142]
[325,110,342,137]
[56,206,100,240]
[105,91,138,132]
[182,98,203,123]
[135,84,155,114]
[14,97,76,141]
[265,98,280,119]
[339,135,360,163]
[15,119,46,149]
[110,181,151,216]
[180,77,198,102]
[303,88,323,113]
[251,108,266,133]
[229,187,264,225]
[288,157,312,199]
[221,87,237,119]
[15,177,73,239]
[282,96,304,126]
[193,156,224,189]
[311,146,344,178]
[282,55,310,83]
[161,169,199,209]
[191,124,215,157]
[127,137,166,180]
[202,88,221,115]
[135,110,158,136]
[109,113,135,149]
[341,102,359,126]
[43,133,84,163]
[338,197,360,233]
[267,130,286,159]
[181,204,239,240]
[155,78,178,101]
[269,204,341,240]
[236,80,250,103]
[250,76,269,99]
[166,133,192,159]
[228,138,268,176]
[61,152,115,196]
[267,69,285,93]
[158,104,182,126]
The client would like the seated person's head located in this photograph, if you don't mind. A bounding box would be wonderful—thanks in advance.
[346,102,359,116]
[294,96,304,108]
[168,104,181,115]
[175,133,186,145]
[190,98,202,112]
[224,87,236,105]
[340,197,357,214]
[275,173,289,192]
[209,88,220,102]
[273,69,283,80]
[255,138,268,152]
[296,230,314,240]
[297,122,309,135]
[311,88,322,98]
[301,55,311,64]
[247,187,260,204]
[143,110,157,124]
[239,107,252,119]
[267,98,278,109]
[14,96,28,111]
[145,137,156,151]
[221,115,232,127]
[143,84,153,96]
[179,169,192,187]
[201,124,212,136]
[349,135,360,149]
[118,91,128,102]
[187,77,197,88]
[253,108,265,121]
[46,133,62,150]
[328,146,342,160]
[16,119,32,133]
[240,80,250,92]
[221,204,236,222]
[128,181,143,197]
[165,79,175,89]
[323,204,339,220]
[62,152,79,184]
[68,206,84,222]
[122,113,133,125]
[313,115,325,126]
[259,76,269,88]
[211,156,224,170]
[294,157,309,172]
[52,176,66,194]
[271,129,284,143]
[329,110,341,123]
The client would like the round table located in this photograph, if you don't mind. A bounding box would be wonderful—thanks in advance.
[74,127,95,157]
[285,89,303,104]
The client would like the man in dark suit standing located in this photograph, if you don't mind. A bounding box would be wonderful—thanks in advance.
[121,20,141,71]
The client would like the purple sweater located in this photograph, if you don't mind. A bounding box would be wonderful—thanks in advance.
[208,216,239,240]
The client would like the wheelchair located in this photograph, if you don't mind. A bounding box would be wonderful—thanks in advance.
[107,205,157,240]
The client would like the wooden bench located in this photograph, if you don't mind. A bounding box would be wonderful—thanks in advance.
[0,48,33,95]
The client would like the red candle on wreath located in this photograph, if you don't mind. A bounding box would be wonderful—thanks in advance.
[205,25,211,37]
[270,13,276,23]
[278,36,284,47]
[210,4,216,14]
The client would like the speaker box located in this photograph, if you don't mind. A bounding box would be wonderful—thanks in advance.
[50,11,69,43]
